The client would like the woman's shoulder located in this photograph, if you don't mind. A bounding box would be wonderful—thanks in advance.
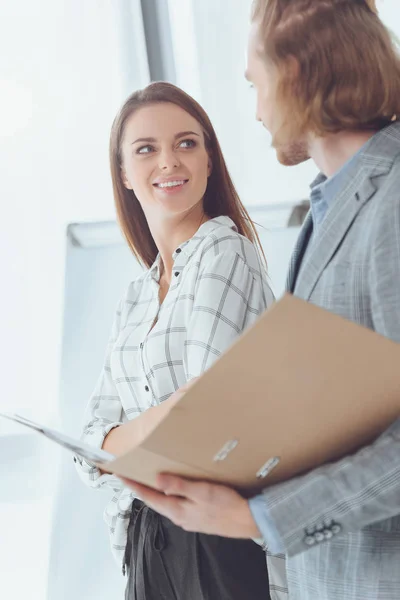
[193,217,274,306]
[196,217,265,275]
[116,269,152,318]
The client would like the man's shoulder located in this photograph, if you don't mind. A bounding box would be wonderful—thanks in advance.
[366,154,400,227]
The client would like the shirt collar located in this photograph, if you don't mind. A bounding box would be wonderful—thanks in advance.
[148,216,237,282]
[309,139,369,229]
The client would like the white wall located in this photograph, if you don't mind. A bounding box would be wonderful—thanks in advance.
[1,0,127,426]
[379,1,400,36]
[0,2,148,599]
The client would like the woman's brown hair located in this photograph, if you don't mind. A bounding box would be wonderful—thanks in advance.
[110,82,266,269]
[251,0,400,144]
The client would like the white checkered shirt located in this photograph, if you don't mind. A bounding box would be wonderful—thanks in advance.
[75,216,274,569]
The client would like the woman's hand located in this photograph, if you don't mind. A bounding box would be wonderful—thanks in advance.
[102,379,197,456]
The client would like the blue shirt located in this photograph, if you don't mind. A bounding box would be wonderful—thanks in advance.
[308,146,364,237]
[248,144,366,553]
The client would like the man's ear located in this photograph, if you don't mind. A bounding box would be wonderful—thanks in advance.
[121,168,133,190]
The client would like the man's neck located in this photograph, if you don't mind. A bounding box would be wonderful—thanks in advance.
[309,130,378,178]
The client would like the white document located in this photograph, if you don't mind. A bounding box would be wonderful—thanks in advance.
[0,412,115,464]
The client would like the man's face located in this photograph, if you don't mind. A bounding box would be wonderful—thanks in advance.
[246,21,309,166]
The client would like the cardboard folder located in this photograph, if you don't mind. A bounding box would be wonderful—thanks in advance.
[97,294,400,494]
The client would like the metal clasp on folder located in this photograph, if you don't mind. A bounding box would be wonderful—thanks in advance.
[213,439,239,462]
[256,457,280,479]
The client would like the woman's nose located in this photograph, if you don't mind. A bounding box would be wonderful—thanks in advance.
[158,150,180,171]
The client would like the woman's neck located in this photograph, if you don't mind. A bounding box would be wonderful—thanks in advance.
[148,208,209,284]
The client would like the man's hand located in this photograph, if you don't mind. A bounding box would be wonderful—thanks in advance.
[121,474,262,539]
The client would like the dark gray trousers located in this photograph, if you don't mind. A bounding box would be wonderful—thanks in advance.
[124,500,271,600]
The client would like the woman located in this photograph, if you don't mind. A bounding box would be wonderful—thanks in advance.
[76,82,274,599]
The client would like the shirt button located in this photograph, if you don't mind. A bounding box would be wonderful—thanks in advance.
[174,271,179,277]
[331,524,342,535]
[323,529,333,540]
[73,457,77,463]
[175,248,181,254]
[145,385,149,392]
[314,531,324,543]
[140,342,143,349]
[304,535,316,546]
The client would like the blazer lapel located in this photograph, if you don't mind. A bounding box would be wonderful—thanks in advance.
[286,212,313,293]
[294,168,386,300]
[286,120,400,299]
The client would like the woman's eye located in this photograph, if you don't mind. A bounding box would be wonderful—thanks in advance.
[136,145,154,154]
[179,139,196,149]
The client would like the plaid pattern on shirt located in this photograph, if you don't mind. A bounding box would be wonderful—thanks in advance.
[75,216,275,572]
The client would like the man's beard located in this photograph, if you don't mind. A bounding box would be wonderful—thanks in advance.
[275,139,310,166]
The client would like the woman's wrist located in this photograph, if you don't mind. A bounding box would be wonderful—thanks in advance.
[102,425,122,454]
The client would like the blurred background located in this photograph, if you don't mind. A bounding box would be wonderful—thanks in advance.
[0,1,398,598]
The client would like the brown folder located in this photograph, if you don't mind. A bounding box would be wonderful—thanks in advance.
[98,294,400,495]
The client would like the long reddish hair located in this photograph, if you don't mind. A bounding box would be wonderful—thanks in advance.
[109,82,266,269]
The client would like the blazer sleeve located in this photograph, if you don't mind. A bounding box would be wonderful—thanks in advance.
[252,189,400,557]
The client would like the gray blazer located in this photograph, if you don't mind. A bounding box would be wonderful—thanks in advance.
[262,121,400,600]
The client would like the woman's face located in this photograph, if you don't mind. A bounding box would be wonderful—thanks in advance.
[120,102,212,219]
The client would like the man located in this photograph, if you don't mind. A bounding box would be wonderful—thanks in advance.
[123,1,400,598]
